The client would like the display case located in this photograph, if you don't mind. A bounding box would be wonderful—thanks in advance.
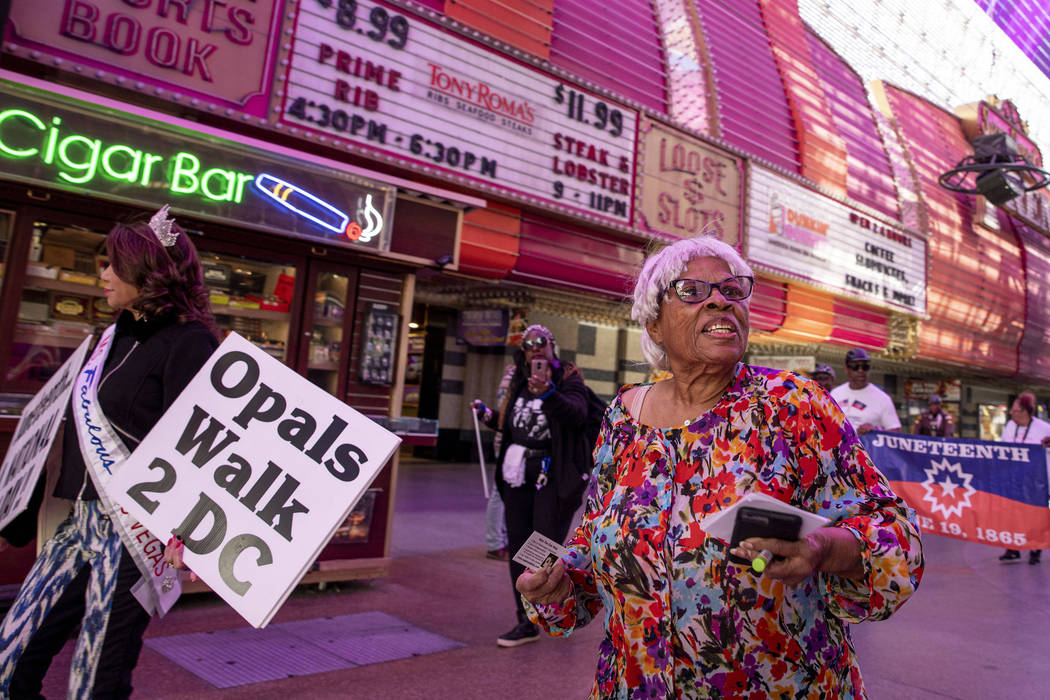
[401,332,425,412]
[359,302,399,385]
[5,218,107,400]
[369,416,439,447]
[199,250,296,362]
[2,221,301,413]
[330,489,381,544]
[305,271,350,395]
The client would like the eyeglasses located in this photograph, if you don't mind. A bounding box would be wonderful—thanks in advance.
[522,336,549,350]
[846,362,871,371]
[667,276,754,304]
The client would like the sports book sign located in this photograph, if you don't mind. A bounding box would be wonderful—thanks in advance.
[0,337,92,530]
[108,334,400,628]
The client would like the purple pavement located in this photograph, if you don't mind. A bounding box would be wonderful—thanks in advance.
[19,456,1050,698]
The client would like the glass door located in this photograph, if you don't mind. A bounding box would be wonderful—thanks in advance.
[295,262,359,397]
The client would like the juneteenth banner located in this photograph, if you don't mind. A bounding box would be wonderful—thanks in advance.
[862,432,1050,550]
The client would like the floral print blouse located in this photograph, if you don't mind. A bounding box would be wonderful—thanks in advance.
[526,364,924,699]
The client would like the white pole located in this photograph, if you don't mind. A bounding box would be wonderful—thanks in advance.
[472,409,490,499]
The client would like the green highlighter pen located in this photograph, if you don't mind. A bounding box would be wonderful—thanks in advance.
[751,549,774,573]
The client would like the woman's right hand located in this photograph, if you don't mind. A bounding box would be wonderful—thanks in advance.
[471,399,492,422]
[164,536,198,581]
[516,560,572,606]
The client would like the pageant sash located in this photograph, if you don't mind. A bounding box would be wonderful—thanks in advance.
[70,324,181,617]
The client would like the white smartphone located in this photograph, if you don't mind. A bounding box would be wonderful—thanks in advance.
[530,357,549,380]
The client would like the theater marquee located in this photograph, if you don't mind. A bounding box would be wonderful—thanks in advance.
[278,0,638,226]
[747,166,927,315]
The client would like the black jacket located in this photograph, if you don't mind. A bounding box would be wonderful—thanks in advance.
[485,352,590,515]
[3,312,216,545]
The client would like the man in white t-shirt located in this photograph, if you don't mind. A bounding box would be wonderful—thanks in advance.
[830,348,901,436]
[998,391,1050,564]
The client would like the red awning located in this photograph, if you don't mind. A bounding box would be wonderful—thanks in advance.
[509,215,646,296]
[752,277,888,351]
[457,203,521,279]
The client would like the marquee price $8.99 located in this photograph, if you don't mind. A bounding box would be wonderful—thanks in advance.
[554,85,624,138]
[315,0,409,50]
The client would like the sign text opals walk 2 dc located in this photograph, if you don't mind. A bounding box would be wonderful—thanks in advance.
[108,334,401,628]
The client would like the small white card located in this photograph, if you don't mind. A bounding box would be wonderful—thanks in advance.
[513,531,568,570]
[698,491,830,543]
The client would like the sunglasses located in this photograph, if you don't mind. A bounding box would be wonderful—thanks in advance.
[522,336,549,350]
[668,276,754,304]
[846,362,871,371]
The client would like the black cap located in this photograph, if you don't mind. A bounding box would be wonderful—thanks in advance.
[813,363,835,379]
[845,348,871,363]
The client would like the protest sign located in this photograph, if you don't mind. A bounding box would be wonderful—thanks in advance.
[0,336,91,531]
[863,432,1050,549]
[107,333,401,628]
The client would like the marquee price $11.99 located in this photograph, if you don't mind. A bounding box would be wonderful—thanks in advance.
[554,84,624,138]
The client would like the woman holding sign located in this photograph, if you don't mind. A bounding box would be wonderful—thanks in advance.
[516,235,924,697]
[0,206,218,698]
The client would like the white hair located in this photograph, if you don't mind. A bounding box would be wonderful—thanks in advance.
[631,235,753,371]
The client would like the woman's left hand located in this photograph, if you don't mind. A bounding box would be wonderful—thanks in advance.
[731,528,863,585]
[731,537,823,585]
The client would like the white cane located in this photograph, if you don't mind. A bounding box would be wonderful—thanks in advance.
[472,408,491,500]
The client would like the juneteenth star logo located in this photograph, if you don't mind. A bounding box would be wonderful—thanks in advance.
[921,457,978,519]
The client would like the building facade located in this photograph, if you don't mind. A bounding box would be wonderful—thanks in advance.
[2,0,1049,582]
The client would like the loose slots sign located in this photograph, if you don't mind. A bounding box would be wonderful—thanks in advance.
[280,0,637,224]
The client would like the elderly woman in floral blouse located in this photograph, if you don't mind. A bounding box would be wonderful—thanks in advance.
[517,235,924,698]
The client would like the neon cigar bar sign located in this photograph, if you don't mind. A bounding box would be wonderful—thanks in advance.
[0,85,394,251]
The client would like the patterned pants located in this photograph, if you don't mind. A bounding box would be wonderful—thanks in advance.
[0,499,133,699]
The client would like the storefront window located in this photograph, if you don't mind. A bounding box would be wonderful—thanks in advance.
[4,226,300,415]
[308,272,349,394]
[979,403,1008,441]
[7,219,108,398]
[201,251,295,361]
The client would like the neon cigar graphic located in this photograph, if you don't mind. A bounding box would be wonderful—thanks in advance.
[254,174,384,242]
